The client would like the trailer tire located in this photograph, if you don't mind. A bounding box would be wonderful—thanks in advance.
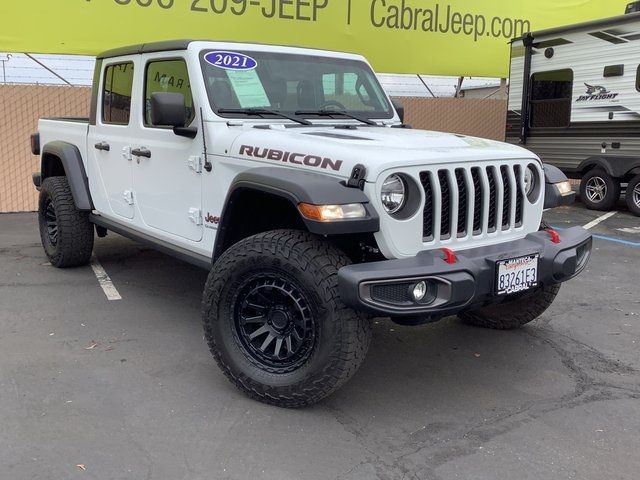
[625,174,640,217]
[579,169,620,211]
[38,177,94,268]
[202,230,372,408]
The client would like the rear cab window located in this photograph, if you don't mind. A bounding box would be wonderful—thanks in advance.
[102,63,134,125]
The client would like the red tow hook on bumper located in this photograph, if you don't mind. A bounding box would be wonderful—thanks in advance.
[546,229,561,244]
[441,248,457,264]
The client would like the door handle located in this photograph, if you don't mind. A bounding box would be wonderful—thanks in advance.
[94,142,110,152]
[131,148,151,158]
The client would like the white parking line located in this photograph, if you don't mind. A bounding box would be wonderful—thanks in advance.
[583,211,617,230]
[90,255,122,301]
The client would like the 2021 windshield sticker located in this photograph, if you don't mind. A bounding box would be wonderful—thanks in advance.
[204,51,257,71]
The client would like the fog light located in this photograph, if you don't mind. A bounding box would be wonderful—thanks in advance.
[412,281,428,302]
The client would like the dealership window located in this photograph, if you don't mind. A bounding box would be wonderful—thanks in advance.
[102,63,134,125]
[144,59,195,127]
[529,69,573,128]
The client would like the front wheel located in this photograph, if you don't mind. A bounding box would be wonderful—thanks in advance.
[458,283,561,330]
[202,230,372,408]
[625,174,640,217]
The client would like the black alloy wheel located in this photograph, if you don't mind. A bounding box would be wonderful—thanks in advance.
[233,273,318,373]
[43,199,59,247]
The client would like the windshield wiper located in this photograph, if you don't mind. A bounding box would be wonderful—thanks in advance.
[217,108,312,126]
[294,109,379,126]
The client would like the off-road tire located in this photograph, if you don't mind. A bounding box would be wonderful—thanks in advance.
[38,176,94,268]
[458,283,561,330]
[625,174,640,217]
[202,230,372,408]
[579,169,621,211]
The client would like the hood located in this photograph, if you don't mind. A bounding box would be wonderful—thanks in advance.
[224,124,537,180]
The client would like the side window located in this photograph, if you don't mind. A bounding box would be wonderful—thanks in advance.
[529,69,573,128]
[102,63,134,125]
[144,59,194,127]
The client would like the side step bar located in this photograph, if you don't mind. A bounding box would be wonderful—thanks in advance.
[89,214,212,270]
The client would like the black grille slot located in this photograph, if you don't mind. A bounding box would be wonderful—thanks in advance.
[501,166,512,229]
[438,171,451,239]
[455,169,468,237]
[471,167,483,233]
[420,172,434,240]
[371,282,413,305]
[487,167,498,231]
[514,165,524,226]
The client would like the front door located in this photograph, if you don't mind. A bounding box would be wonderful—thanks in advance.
[88,60,138,219]
[132,57,203,242]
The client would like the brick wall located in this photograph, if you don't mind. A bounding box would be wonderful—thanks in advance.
[0,86,507,213]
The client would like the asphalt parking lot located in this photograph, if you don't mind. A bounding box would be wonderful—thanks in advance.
[1,203,638,480]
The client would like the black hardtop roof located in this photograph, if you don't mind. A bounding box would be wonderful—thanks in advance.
[95,39,356,60]
[96,40,193,59]
[512,11,640,43]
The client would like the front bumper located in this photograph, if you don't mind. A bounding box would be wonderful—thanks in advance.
[338,227,592,318]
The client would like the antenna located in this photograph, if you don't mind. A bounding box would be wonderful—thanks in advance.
[200,107,212,172]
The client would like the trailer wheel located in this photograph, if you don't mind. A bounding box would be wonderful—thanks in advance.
[579,169,620,211]
[625,174,640,217]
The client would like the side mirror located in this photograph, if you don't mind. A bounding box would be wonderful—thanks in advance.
[391,99,405,124]
[150,92,187,128]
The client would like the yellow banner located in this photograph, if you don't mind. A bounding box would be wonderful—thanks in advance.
[0,0,631,77]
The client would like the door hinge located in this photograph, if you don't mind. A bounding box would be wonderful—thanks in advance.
[188,208,203,226]
[123,190,134,205]
[187,156,203,174]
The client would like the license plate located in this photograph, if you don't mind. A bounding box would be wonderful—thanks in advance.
[496,254,539,295]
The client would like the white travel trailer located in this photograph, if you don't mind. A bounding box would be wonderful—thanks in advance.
[507,4,640,216]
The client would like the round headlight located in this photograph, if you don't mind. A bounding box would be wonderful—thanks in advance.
[524,166,536,196]
[381,174,406,214]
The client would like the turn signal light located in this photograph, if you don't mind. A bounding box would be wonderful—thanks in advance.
[298,203,366,222]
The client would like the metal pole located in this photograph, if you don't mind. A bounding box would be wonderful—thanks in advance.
[417,75,436,98]
[0,54,11,84]
[25,53,73,86]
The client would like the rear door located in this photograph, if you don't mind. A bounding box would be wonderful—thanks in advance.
[131,55,203,242]
[87,59,138,219]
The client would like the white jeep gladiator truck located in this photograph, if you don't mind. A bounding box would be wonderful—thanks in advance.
[31,40,592,407]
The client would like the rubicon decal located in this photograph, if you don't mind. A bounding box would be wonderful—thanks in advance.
[577,83,619,102]
[239,145,343,172]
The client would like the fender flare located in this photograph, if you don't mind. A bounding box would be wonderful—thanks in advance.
[213,167,379,261]
[543,164,575,209]
[578,156,640,179]
[41,141,93,211]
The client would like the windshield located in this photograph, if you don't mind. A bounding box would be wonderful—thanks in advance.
[200,50,393,120]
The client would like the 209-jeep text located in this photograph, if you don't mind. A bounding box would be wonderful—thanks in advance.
[31,41,592,407]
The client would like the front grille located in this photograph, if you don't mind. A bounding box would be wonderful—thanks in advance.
[420,164,526,242]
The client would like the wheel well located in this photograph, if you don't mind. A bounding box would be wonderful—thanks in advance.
[214,190,306,261]
[42,153,65,179]
[213,189,383,264]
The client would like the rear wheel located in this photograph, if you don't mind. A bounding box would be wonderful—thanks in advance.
[579,169,620,211]
[38,177,94,268]
[625,174,640,217]
[202,230,372,408]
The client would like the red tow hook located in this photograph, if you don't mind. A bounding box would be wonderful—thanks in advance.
[546,229,561,244]
[441,248,457,264]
